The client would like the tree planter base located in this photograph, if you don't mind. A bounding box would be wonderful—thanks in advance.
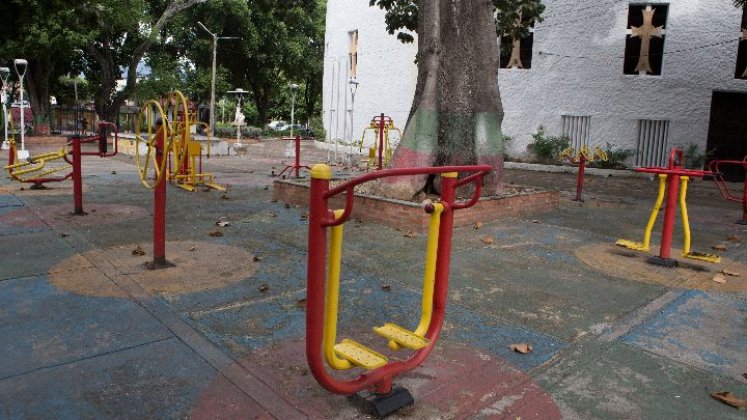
[273,179,559,232]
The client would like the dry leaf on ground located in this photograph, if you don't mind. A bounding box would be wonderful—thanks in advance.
[189,246,197,252]
[131,246,146,256]
[712,244,728,251]
[208,230,223,237]
[253,256,262,262]
[722,269,741,277]
[509,343,533,354]
[258,283,269,293]
[404,229,417,238]
[481,236,495,245]
[381,284,392,292]
[300,213,308,220]
[712,274,727,284]
[296,298,307,308]
[474,221,483,230]
[726,235,742,242]
[216,220,230,227]
[711,391,747,410]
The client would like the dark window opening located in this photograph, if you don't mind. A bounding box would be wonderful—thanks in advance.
[735,6,747,79]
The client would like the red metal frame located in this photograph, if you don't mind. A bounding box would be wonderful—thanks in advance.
[273,136,311,178]
[306,165,492,396]
[634,148,712,261]
[707,157,747,223]
[70,122,119,215]
[153,127,167,265]
[563,153,588,202]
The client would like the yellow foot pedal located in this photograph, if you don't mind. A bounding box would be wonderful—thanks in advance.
[615,239,648,251]
[373,323,429,350]
[334,339,388,369]
[683,252,721,264]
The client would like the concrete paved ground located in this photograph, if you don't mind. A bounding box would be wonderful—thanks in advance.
[1,137,746,419]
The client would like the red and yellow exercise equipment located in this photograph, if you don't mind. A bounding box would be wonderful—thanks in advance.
[306,163,492,416]
[560,144,608,202]
[358,114,402,170]
[616,148,719,265]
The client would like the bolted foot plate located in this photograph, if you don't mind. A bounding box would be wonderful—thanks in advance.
[143,258,176,271]
[356,386,414,418]
[647,256,678,268]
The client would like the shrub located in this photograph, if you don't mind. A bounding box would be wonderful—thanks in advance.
[683,143,714,170]
[527,127,570,163]
[212,124,262,139]
[591,143,634,169]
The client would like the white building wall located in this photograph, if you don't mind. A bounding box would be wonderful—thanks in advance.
[324,0,747,160]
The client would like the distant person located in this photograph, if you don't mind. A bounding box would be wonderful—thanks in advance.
[81,116,88,134]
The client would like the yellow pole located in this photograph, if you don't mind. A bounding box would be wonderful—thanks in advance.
[679,176,691,255]
[641,174,668,250]
[323,209,353,370]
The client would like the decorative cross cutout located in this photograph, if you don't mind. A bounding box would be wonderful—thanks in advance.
[507,39,523,69]
[630,5,664,75]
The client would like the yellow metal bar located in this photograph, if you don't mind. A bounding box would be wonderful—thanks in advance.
[323,209,353,370]
[680,176,692,255]
[642,174,668,250]
[387,203,443,351]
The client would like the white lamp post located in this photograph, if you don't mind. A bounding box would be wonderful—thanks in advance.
[197,22,240,138]
[348,79,359,145]
[0,67,9,150]
[289,83,299,137]
[14,59,28,159]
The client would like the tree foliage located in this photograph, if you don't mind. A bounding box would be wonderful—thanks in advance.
[369,0,545,44]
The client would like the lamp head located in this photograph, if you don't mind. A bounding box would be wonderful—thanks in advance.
[0,67,9,83]
[289,83,299,93]
[348,79,359,94]
[13,59,28,78]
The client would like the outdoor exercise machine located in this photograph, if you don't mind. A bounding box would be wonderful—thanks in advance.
[134,100,174,269]
[272,135,310,178]
[616,147,719,266]
[708,157,747,224]
[5,122,119,215]
[165,90,224,192]
[358,113,402,170]
[560,144,608,202]
[306,163,492,416]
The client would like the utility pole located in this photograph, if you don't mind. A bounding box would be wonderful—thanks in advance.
[197,22,239,138]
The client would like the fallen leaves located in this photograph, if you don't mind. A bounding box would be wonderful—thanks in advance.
[216,220,230,227]
[474,221,482,230]
[711,391,747,410]
[258,283,269,293]
[253,256,262,262]
[381,284,392,292]
[300,212,308,221]
[509,343,533,354]
[59,232,68,238]
[712,244,728,252]
[712,274,727,284]
[208,230,224,237]
[481,236,495,245]
[189,246,197,252]
[404,229,417,238]
[132,246,145,256]
[722,269,741,277]
[726,235,742,242]
[296,298,307,308]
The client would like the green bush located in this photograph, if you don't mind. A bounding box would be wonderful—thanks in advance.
[527,127,570,163]
[591,143,634,169]
[683,143,714,170]
[212,124,262,139]
[308,115,326,140]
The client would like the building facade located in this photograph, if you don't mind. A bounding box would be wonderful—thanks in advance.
[324,0,747,166]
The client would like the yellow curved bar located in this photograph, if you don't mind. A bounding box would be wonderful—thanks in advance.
[323,209,354,370]
[642,174,667,250]
[594,145,609,162]
[7,148,67,175]
[135,99,170,189]
[578,145,591,161]
[388,203,444,351]
[560,147,574,161]
[680,176,691,256]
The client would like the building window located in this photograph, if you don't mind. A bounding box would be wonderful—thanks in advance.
[624,4,668,76]
[500,18,535,69]
[736,6,747,79]
[561,115,591,151]
[349,30,358,79]
[635,119,670,167]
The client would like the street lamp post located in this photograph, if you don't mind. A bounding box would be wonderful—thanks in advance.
[14,59,28,159]
[348,79,359,146]
[197,22,239,138]
[290,83,299,137]
[227,88,247,148]
[0,67,9,150]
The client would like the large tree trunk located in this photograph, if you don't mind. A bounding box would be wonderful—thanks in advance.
[25,57,53,135]
[389,0,504,198]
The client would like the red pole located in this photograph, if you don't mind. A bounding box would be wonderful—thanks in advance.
[658,173,680,260]
[72,136,84,215]
[378,113,385,170]
[153,128,167,266]
[742,173,747,223]
[295,135,301,178]
[574,154,586,202]
[429,172,456,340]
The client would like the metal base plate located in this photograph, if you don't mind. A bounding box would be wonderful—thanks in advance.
[359,386,414,418]
[647,256,678,268]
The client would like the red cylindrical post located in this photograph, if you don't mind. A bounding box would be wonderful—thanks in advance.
[378,113,385,170]
[295,135,301,178]
[72,136,84,215]
[742,173,747,222]
[658,173,680,260]
[153,128,167,265]
[429,172,457,340]
[574,154,586,202]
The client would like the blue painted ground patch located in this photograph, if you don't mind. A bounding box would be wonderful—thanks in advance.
[622,289,747,381]
[189,275,567,372]
[0,275,172,379]
[0,194,24,208]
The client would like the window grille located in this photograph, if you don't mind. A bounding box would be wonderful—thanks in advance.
[561,115,591,151]
[635,119,669,167]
